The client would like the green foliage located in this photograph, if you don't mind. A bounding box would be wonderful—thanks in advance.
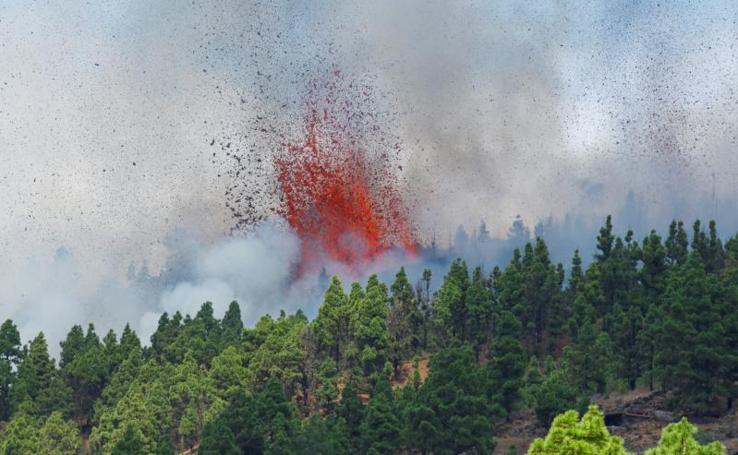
[408,345,496,454]
[209,345,248,399]
[359,377,400,454]
[221,300,244,347]
[314,276,350,365]
[654,252,731,412]
[63,325,110,424]
[59,325,85,369]
[608,303,645,390]
[350,275,390,375]
[10,333,71,417]
[94,347,142,419]
[0,406,42,454]
[0,408,80,455]
[645,418,726,455]
[119,323,142,360]
[200,417,240,455]
[293,415,348,455]
[527,404,628,454]
[38,411,82,455]
[0,319,21,421]
[315,358,339,413]
[388,267,423,372]
[433,258,470,343]
[563,319,614,395]
[521,239,565,354]
[528,357,584,426]
[467,266,495,355]
[149,311,182,363]
[2,216,738,453]
[531,408,727,455]
[337,376,364,449]
[665,220,689,267]
[169,353,224,451]
[487,310,527,416]
[110,425,146,455]
[90,360,175,453]
[244,311,306,397]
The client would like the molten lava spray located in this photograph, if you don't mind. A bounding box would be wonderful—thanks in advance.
[275,77,417,273]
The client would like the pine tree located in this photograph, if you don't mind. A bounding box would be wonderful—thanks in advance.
[257,379,299,454]
[222,300,244,347]
[0,404,42,454]
[170,353,223,451]
[432,259,470,343]
[209,345,248,399]
[388,267,422,373]
[314,276,350,364]
[359,377,400,454]
[294,415,349,455]
[149,312,182,363]
[59,324,85,368]
[705,220,725,273]
[0,319,21,420]
[655,252,730,412]
[665,220,689,267]
[419,345,495,454]
[418,268,433,350]
[530,357,582,426]
[200,417,241,455]
[398,365,437,454]
[119,323,141,360]
[609,303,644,390]
[467,266,495,358]
[101,329,119,371]
[721,235,738,409]
[519,239,563,354]
[315,358,340,413]
[246,311,306,398]
[0,319,21,362]
[596,215,615,261]
[338,376,364,450]
[563,319,613,395]
[11,332,71,416]
[641,230,667,301]
[350,275,390,375]
[487,310,527,417]
[692,220,709,264]
[569,250,584,294]
[178,301,222,366]
[96,348,142,414]
[645,418,726,455]
[528,405,628,454]
[38,411,82,454]
[639,303,663,392]
[64,335,108,424]
[214,389,264,453]
[111,425,147,455]
[567,265,602,339]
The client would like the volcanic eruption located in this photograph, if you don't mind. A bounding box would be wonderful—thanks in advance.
[274,72,418,273]
[223,68,419,275]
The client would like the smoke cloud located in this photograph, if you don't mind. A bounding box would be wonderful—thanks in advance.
[2,1,737,350]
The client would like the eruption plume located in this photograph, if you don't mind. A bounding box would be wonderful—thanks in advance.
[274,71,417,273]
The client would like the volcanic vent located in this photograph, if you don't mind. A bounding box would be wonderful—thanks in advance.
[225,69,418,274]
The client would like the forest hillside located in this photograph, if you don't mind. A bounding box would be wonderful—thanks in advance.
[1,216,737,454]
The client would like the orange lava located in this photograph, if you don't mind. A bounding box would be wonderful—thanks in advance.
[275,108,417,273]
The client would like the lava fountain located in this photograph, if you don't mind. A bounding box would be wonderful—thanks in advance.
[274,75,417,273]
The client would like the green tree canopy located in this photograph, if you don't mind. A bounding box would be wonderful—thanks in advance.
[527,404,628,455]
[645,418,725,455]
